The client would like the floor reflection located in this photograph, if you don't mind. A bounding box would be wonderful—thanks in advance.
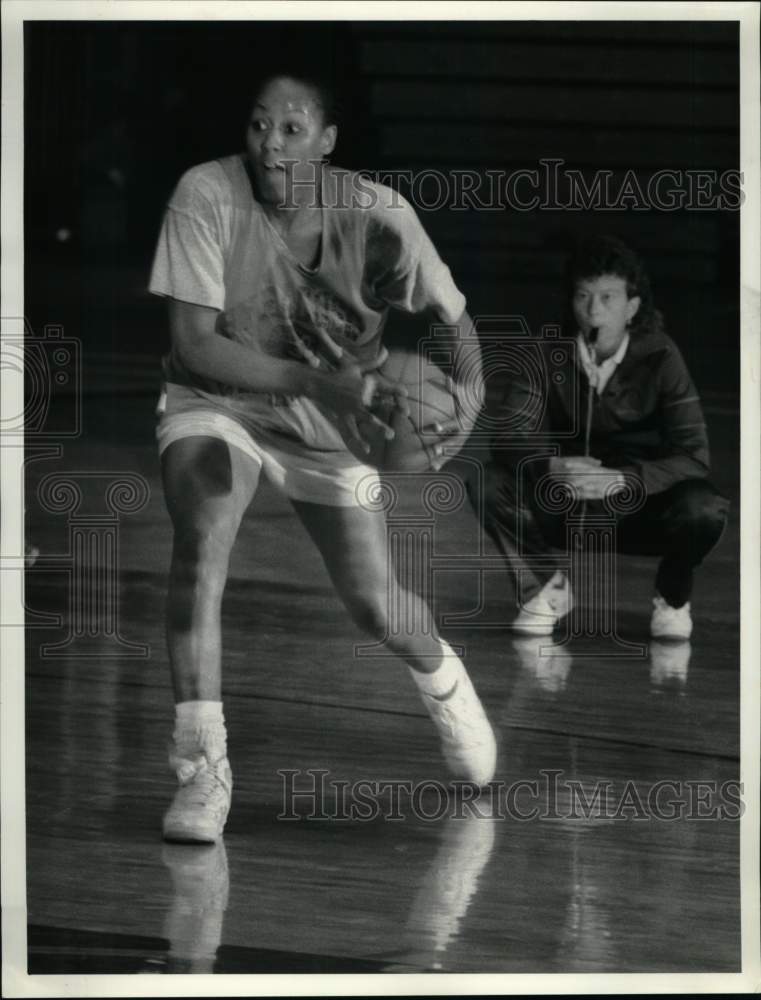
[161,842,229,974]
[511,636,574,694]
[158,805,496,974]
[383,805,496,971]
[649,640,691,692]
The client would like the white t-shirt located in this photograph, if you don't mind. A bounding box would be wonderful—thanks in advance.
[149,155,466,412]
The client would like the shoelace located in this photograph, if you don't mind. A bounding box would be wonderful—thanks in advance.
[171,752,209,785]
[170,754,229,808]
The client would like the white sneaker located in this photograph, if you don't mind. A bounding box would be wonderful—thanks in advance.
[513,571,573,636]
[421,672,497,786]
[163,752,233,844]
[650,594,692,640]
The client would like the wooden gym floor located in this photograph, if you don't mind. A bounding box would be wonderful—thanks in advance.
[21,389,740,977]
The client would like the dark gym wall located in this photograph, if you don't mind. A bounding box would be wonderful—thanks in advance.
[24,19,740,396]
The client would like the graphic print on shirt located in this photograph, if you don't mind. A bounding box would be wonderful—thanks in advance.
[218,282,364,365]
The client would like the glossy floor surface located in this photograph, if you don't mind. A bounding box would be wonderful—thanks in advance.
[21,395,740,976]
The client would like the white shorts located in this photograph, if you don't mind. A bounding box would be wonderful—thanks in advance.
[156,382,380,508]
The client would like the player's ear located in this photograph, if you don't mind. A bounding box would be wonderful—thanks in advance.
[320,124,337,158]
[626,295,641,324]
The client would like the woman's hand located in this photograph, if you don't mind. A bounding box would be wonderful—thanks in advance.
[549,455,601,476]
[549,456,626,500]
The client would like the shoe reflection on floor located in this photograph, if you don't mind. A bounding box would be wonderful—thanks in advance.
[161,841,229,973]
[383,803,497,971]
[511,636,574,695]
[160,809,495,975]
[649,640,692,693]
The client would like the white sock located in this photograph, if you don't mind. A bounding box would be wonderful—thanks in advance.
[408,641,464,699]
[173,700,227,761]
[175,700,224,728]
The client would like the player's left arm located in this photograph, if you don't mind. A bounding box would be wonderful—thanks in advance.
[424,306,479,433]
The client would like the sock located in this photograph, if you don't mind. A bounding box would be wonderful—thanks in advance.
[408,641,464,700]
[175,700,224,728]
[172,700,227,762]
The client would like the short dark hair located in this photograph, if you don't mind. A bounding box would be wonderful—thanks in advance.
[564,234,664,336]
[251,71,341,128]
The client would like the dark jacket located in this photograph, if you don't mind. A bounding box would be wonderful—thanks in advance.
[490,330,710,495]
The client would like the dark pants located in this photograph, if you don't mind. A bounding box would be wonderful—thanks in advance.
[469,462,729,608]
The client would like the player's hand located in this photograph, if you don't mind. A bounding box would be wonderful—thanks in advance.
[417,374,474,471]
[420,417,467,471]
[313,361,397,447]
[292,330,408,407]
[297,340,400,452]
[293,331,410,453]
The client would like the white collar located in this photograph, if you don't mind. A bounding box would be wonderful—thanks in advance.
[576,332,630,369]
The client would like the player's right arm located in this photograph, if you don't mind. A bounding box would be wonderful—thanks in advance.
[169,298,395,446]
[168,298,380,420]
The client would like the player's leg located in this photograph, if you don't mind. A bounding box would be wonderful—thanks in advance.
[163,436,262,698]
[161,435,262,842]
[617,478,729,638]
[291,498,497,785]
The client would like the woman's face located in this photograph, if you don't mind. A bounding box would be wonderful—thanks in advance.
[246,77,336,207]
[572,273,641,359]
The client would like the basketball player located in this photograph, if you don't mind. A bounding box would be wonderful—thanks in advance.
[472,235,729,639]
[149,73,496,843]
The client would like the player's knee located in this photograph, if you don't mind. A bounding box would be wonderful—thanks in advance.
[171,521,237,584]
